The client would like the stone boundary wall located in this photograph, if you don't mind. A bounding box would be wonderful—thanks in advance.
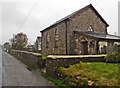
[10,49,44,69]
[9,49,106,76]
[46,55,106,76]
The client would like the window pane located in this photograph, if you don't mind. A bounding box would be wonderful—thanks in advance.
[46,33,49,48]
[55,29,59,48]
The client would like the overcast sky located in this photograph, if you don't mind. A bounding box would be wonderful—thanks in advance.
[0,0,119,45]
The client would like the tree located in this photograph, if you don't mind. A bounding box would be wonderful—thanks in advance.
[11,32,28,50]
[3,42,11,52]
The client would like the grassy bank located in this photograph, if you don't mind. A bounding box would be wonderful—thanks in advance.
[59,62,119,87]
[40,69,70,88]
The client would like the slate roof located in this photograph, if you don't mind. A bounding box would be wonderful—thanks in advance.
[41,4,109,33]
[74,31,120,41]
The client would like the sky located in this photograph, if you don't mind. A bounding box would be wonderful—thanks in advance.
[0,0,119,45]
[118,1,120,36]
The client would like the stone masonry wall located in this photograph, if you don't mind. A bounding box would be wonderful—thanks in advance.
[68,8,107,33]
[41,7,108,55]
[10,49,44,69]
[46,55,106,76]
[72,33,98,55]
[42,21,67,55]
[67,8,107,54]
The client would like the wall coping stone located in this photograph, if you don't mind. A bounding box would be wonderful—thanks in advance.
[12,49,41,56]
[47,54,107,59]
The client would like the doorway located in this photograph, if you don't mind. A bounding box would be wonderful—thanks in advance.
[81,41,88,55]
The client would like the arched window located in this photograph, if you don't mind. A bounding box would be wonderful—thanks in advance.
[55,29,58,48]
[87,25,93,32]
[46,33,49,48]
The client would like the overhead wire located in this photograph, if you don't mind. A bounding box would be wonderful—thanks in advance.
[19,0,38,32]
[95,0,101,7]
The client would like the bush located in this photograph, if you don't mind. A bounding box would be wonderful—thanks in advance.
[42,55,48,60]
[105,52,120,63]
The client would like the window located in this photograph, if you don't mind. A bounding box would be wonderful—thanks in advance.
[46,33,49,48]
[87,25,93,32]
[55,29,59,48]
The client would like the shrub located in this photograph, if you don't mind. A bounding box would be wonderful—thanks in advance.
[42,55,48,60]
[105,52,120,63]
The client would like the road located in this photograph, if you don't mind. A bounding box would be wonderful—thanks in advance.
[0,45,2,87]
[1,47,52,86]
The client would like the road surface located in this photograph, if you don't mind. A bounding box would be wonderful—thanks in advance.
[0,45,2,87]
[1,47,52,86]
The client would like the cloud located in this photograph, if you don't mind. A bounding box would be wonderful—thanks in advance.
[2,2,35,43]
[0,3,2,44]
[1,0,119,45]
[118,1,120,36]
[2,2,33,30]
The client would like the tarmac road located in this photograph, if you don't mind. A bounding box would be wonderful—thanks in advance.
[1,47,52,86]
[0,45,2,87]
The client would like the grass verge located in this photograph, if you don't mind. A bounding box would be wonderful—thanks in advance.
[40,69,71,88]
[59,62,119,87]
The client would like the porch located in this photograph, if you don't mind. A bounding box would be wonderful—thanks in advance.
[73,31,120,55]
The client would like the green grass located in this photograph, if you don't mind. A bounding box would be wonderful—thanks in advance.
[59,62,119,86]
[40,69,70,88]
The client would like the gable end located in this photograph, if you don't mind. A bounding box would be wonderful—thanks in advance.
[40,4,109,33]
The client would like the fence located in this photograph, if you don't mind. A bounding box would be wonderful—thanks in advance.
[101,45,120,54]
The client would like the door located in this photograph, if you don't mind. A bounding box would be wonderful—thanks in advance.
[81,41,88,55]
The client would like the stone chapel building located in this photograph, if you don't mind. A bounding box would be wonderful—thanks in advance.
[41,4,120,55]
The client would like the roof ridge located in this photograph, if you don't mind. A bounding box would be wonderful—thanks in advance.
[41,4,109,32]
